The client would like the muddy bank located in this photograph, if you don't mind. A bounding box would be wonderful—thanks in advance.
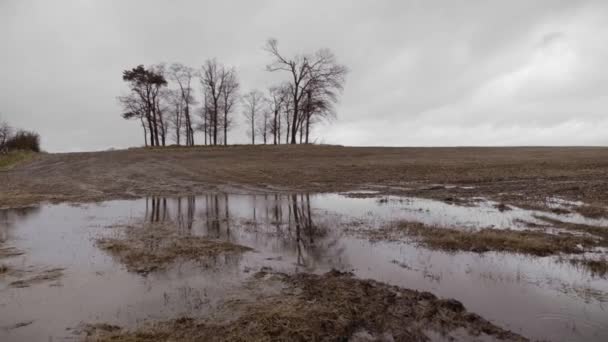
[97,222,253,273]
[82,270,526,342]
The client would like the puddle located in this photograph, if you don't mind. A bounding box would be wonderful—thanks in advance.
[0,193,607,341]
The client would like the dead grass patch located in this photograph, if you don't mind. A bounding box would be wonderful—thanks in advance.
[9,267,64,288]
[355,221,599,256]
[534,215,608,242]
[567,258,608,278]
[0,150,36,170]
[97,222,252,274]
[573,205,608,219]
[0,246,24,259]
[82,270,526,341]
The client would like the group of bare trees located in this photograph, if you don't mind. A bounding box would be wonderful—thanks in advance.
[199,60,240,146]
[120,61,240,147]
[119,39,347,147]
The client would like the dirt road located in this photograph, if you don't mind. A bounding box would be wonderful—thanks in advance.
[2,145,608,213]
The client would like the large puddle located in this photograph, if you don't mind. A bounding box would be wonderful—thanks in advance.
[1,193,607,341]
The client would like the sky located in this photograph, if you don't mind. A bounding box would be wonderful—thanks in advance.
[1,0,607,152]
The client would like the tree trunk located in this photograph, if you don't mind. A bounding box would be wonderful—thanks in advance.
[141,118,148,147]
[299,124,303,144]
[224,110,228,146]
[285,112,290,144]
[305,113,310,144]
[277,112,281,145]
[290,98,298,144]
[204,113,208,145]
[273,110,278,145]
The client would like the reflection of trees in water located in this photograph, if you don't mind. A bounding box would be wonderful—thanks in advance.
[145,196,196,231]
[141,193,346,270]
[0,206,41,242]
[252,193,345,270]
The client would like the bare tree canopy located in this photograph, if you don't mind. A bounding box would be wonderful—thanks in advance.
[242,90,266,145]
[264,38,347,144]
[167,63,196,146]
[220,67,240,145]
[117,40,344,147]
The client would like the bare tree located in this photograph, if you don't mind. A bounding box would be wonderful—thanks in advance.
[220,67,239,145]
[264,39,347,144]
[168,63,196,146]
[0,119,13,152]
[268,84,289,145]
[118,93,149,146]
[257,106,271,144]
[242,90,265,145]
[121,64,168,146]
[164,89,186,145]
[200,59,225,146]
[196,103,210,145]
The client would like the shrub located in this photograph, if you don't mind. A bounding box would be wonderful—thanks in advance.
[4,130,40,152]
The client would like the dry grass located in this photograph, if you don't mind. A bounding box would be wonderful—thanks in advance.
[82,270,526,342]
[97,222,253,274]
[568,258,608,278]
[8,268,64,288]
[534,215,608,241]
[359,221,600,256]
[0,150,36,170]
[3,146,608,215]
[573,205,608,219]
[0,246,24,258]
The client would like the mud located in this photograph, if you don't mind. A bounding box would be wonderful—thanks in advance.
[82,270,526,342]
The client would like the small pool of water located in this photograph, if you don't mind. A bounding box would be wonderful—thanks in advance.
[0,193,607,341]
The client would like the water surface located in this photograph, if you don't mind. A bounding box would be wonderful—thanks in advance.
[0,193,607,341]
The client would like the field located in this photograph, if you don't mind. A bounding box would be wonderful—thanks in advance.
[1,145,608,341]
[3,145,608,209]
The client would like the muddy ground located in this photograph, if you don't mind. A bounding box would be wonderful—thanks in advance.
[2,146,608,341]
[2,145,608,217]
[82,270,526,342]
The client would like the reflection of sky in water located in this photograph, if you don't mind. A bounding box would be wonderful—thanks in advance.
[0,193,606,342]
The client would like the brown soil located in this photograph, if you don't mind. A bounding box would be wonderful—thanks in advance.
[350,221,604,256]
[97,222,253,274]
[82,270,526,342]
[2,146,608,216]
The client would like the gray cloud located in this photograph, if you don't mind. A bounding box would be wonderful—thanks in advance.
[1,0,606,151]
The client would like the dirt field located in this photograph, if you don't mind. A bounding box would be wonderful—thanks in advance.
[3,146,608,341]
[2,145,608,213]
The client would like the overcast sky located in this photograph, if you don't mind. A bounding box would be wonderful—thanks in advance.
[1,0,607,152]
